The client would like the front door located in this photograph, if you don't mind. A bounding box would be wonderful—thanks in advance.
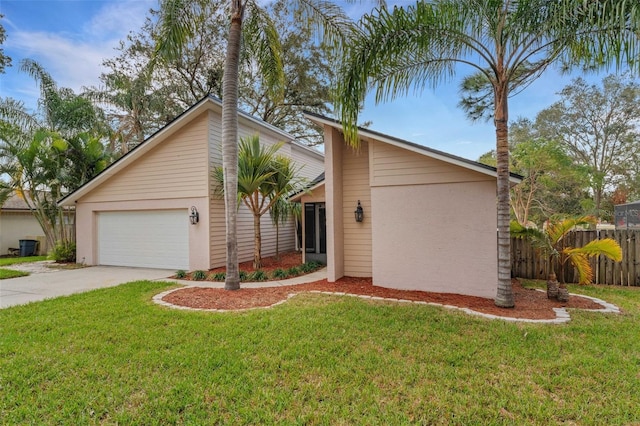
[304,202,327,264]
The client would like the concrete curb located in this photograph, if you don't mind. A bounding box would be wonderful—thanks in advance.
[153,284,621,323]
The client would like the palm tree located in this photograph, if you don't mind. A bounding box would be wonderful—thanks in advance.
[155,0,353,290]
[214,136,306,269]
[511,217,622,301]
[334,0,639,308]
[269,157,304,260]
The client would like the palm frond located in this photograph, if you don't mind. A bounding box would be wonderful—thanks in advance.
[563,250,593,285]
[154,0,198,62]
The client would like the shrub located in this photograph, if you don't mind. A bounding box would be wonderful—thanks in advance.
[50,241,76,263]
[175,270,187,279]
[211,272,226,281]
[191,270,207,281]
[287,266,301,277]
[272,268,288,279]
[239,270,249,281]
[249,270,268,281]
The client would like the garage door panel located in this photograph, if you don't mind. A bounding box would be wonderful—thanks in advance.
[98,210,189,270]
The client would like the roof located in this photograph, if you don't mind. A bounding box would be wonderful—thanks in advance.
[303,111,523,184]
[615,200,640,208]
[289,172,325,202]
[59,95,321,206]
[1,192,31,211]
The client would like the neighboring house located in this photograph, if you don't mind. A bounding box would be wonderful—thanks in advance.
[293,112,522,299]
[0,192,46,256]
[58,96,324,270]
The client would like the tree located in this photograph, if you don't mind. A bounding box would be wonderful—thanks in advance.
[0,61,110,250]
[0,14,11,74]
[155,0,352,289]
[213,136,306,269]
[269,157,304,259]
[479,118,590,226]
[533,75,640,218]
[334,0,639,308]
[511,216,622,301]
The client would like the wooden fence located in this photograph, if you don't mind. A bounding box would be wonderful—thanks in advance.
[511,230,640,286]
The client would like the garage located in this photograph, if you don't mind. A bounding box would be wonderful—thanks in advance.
[97,210,189,270]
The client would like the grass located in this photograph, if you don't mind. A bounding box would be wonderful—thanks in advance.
[0,255,47,266]
[0,268,29,279]
[2,279,640,424]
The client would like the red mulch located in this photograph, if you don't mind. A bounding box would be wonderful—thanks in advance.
[162,276,607,319]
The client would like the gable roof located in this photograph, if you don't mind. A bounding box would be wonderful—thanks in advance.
[59,95,314,206]
[304,111,523,184]
[1,191,31,211]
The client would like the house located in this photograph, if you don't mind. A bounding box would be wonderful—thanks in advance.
[292,112,522,299]
[58,96,324,270]
[0,192,46,256]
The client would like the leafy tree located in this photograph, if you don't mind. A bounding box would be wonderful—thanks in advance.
[0,14,11,74]
[156,0,352,290]
[334,0,639,308]
[0,61,110,250]
[511,216,622,300]
[533,75,640,218]
[213,136,306,269]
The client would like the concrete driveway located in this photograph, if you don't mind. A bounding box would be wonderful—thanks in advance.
[1,261,174,309]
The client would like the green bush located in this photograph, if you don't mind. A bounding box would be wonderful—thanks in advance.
[191,270,207,281]
[287,266,301,277]
[50,241,76,263]
[211,272,226,281]
[249,270,268,281]
[272,268,288,279]
[239,270,249,281]
[175,270,187,279]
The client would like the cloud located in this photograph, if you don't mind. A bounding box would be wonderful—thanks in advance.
[4,0,155,93]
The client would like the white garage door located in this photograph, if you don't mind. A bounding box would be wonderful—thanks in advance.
[97,210,189,270]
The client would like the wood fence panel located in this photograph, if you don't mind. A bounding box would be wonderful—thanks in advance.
[511,229,640,286]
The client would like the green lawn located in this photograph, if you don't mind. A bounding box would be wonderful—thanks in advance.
[0,268,29,279]
[1,280,640,424]
[0,255,47,266]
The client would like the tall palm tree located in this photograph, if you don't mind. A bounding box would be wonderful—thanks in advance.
[334,0,639,308]
[155,0,353,289]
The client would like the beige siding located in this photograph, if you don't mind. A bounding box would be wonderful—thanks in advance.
[290,144,324,181]
[81,112,210,202]
[342,141,372,277]
[371,142,492,187]
[208,114,315,268]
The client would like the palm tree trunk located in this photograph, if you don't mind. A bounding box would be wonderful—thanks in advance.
[494,81,515,308]
[253,214,262,269]
[222,0,244,290]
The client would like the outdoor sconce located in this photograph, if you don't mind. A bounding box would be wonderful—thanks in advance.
[189,206,199,225]
[354,200,364,223]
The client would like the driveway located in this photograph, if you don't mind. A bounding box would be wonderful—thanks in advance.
[0,262,174,309]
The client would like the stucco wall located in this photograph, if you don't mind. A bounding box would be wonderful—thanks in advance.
[0,212,46,255]
[371,181,498,298]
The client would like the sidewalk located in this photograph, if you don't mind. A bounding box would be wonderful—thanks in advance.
[159,268,327,289]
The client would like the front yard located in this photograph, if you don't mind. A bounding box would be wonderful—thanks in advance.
[1,280,640,424]
[0,256,47,279]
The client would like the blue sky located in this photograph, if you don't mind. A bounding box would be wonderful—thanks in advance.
[0,0,616,160]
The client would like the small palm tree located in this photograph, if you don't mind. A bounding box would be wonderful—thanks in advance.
[214,136,305,269]
[511,216,622,301]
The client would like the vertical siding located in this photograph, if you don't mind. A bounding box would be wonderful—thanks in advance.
[81,112,210,202]
[371,142,492,186]
[342,141,372,277]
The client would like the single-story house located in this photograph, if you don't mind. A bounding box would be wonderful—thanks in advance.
[0,192,47,256]
[58,96,324,270]
[292,112,522,299]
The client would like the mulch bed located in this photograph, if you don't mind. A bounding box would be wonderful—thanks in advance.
[162,276,606,319]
